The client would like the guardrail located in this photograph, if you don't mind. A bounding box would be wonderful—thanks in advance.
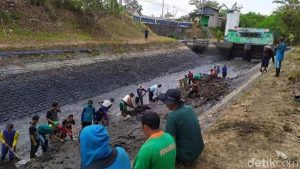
[133,15,192,28]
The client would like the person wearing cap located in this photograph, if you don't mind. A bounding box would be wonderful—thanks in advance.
[260,46,274,73]
[275,37,287,77]
[94,98,115,126]
[133,112,176,169]
[46,102,61,125]
[149,84,162,102]
[159,89,204,164]
[81,100,96,129]
[136,85,147,107]
[29,115,40,158]
[37,122,64,152]
[80,125,131,169]
[0,124,19,161]
[120,93,135,117]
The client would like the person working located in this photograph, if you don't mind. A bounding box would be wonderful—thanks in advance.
[80,125,131,169]
[37,122,64,152]
[159,89,204,164]
[275,37,287,77]
[222,65,227,79]
[188,71,193,85]
[29,115,40,159]
[94,98,115,126]
[260,46,274,73]
[120,93,135,117]
[136,85,147,107]
[144,28,149,40]
[133,112,176,169]
[0,124,19,161]
[46,102,61,125]
[216,64,221,76]
[62,114,76,140]
[149,84,162,102]
[81,100,95,128]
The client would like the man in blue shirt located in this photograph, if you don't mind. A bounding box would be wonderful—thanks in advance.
[149,84,162,102]
[80,125,131,169]
[81,100,95,129]
[275,37,287,77]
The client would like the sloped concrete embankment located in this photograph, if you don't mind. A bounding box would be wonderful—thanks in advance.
[0,45,204,123]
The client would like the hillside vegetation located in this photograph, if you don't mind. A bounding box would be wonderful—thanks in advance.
[0,0,167,50]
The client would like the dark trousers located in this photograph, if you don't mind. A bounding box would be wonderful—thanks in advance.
[188,79,192,85]
[40,135,48,152]
[149,91,154,101]
[30,141,40,158]
[275,60,282,76]
[222,73,227,78]
[1,144,14,161]
[137,96,144,106]
[81,122,92,129]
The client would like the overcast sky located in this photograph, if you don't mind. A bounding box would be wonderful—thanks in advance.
[137,0,279,18]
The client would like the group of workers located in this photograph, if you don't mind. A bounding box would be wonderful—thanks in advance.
[209,64,227,78]
[0,83,204,169]
[80,88,204,169]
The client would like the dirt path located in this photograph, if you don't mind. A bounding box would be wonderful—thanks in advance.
[195,48,300,169]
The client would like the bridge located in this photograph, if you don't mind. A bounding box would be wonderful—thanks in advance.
[133,15,193,37]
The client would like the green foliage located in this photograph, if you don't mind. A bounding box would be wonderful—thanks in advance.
[216,30,223,42]
[189,0,220,10]
[239,12,266,28]
[126,0,142,12]
[28,0,124,16]
[0,10,19,23]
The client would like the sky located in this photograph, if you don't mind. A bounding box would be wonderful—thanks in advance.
[136,0,279,18]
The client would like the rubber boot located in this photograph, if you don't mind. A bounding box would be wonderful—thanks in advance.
[275,68,280,77]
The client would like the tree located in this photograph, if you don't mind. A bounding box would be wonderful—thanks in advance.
[164,12,174,19]
[126,0,142,12]
[189,0,220,10]
[239,12,266,28]
[273,0,300,41]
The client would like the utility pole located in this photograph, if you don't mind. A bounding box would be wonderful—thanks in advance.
[162,0,165,19]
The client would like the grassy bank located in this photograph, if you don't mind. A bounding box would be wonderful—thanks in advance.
[196,47,300,169]
[0,1,171,50]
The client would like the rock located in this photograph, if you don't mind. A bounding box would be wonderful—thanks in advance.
[276,150,288,160]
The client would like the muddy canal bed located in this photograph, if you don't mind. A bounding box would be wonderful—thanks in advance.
[19,77,232,169]
[0,50,258,169]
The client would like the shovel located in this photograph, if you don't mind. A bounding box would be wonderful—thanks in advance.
[0,141,28,165]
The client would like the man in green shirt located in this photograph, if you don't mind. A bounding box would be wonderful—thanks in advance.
[134,112,176,169]
[159,89,204,164]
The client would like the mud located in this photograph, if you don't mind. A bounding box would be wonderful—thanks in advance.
[19,75,251,169]
[0,45,259,168]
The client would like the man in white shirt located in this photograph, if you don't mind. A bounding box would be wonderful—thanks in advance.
[119,93,135,117]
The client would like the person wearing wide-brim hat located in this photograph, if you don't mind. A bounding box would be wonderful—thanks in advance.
[158,89,204,164]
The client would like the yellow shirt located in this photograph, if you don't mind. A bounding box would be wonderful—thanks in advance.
[0,130,20,147]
